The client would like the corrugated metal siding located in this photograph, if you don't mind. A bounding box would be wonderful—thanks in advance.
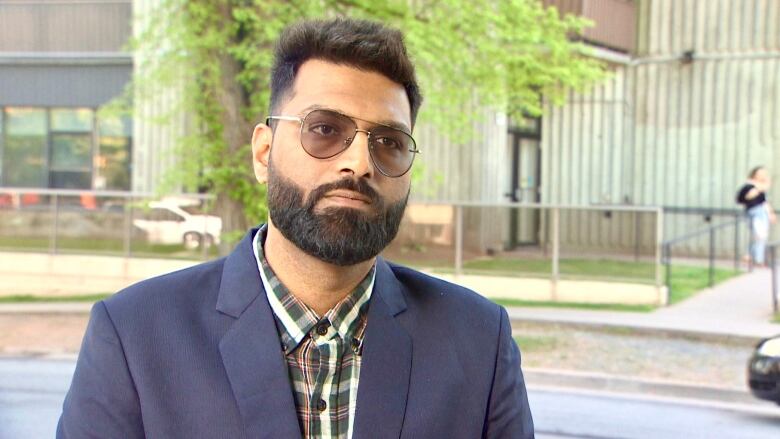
[0,1,132,53]
[131,0,185,193]
[543,0,780,255]
[412,103,511,252]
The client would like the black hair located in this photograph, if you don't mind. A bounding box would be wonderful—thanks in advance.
[749,166,765,179]
[269,17,422,125]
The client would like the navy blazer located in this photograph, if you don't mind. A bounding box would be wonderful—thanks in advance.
[58,228,534,438]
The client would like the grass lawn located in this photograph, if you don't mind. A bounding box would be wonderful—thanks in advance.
[460,257,656,283]
[424,256,740,309]
[0,236,217,259]
[0,293,111,303]
[773,313,780,324]
[665,265,738,305]
[513,335,559,352]
[493,298,655,313]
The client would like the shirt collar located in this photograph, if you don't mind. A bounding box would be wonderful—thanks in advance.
[253,226,375,354]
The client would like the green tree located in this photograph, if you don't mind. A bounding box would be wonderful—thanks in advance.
[132,0,606,251]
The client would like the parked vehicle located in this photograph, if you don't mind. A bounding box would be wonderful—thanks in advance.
[133,201,221,250]
[748,334,780,404]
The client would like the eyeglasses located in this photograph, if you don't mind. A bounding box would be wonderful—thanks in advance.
[266,109,420,178]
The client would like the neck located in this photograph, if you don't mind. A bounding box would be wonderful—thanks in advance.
[263,222,375,316]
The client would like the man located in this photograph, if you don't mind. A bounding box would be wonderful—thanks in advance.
[58,18,534,439]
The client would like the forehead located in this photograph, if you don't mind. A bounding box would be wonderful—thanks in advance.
[282,59,412,132]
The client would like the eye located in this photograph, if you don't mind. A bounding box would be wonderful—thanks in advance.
[309,123,340,136]
[374,136,403,151]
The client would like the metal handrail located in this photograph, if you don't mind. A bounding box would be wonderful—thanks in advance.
[0,187,214,200]
[767,241,780,313]
[662,218,743,247]
[661,216,744,292]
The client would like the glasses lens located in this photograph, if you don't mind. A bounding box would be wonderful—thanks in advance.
[369,126,416,177]
[300,110,356,158]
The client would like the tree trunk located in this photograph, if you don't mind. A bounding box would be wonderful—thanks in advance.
[213,3,256,255]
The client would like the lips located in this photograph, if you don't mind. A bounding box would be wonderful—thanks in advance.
[325,190,372,204]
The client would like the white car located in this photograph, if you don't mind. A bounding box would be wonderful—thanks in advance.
[133,201,222,250]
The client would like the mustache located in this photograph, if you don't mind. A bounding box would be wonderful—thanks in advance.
[305,178,383,210]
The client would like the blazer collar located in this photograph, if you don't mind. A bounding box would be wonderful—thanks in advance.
[352,257,412,439]
[217,227,301,438]
[216,227,412,438]
[216,227,263,318]
[216,227,408,319]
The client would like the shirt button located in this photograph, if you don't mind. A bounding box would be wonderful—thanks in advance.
[317,399,327,412]
[316,322,329,336]
[351,338,361,354]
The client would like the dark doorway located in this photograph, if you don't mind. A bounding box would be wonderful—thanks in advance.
[506,117,541,248]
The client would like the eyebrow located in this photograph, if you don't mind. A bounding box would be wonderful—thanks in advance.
[299,104,412,134]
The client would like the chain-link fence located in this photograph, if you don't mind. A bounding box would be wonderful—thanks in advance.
[0,188,217,260]
[1,190,666,300]
[383,202,664,287]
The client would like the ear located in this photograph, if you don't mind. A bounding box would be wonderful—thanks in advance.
[251,123,272,184]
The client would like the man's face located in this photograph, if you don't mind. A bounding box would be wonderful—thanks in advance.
[253,59,413,265]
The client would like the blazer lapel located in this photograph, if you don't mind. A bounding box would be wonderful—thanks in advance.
[352,258,412,439]
[217,228,301,439]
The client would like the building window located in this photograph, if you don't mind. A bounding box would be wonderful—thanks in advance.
[50,108,93,189]
[3,108,47,188]
[0,107,131,190]
[96,115,132,191]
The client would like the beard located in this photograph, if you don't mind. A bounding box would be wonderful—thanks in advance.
[266,160,409,266]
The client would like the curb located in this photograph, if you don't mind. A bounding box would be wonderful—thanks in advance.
[509,314,765,345]
[0,302,93,314]
[523,367,760,406]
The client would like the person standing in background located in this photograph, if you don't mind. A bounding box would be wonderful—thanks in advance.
[737,166,777,268]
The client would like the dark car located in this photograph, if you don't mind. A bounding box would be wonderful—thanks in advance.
[748,334,780,404]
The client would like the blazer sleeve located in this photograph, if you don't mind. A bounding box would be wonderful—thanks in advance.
[57,301,144,439]
[483,306,535,439]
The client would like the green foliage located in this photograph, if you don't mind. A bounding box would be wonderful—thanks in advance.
[130,0,607,233]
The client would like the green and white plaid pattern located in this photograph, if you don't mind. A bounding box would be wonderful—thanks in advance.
[253,228,375,438]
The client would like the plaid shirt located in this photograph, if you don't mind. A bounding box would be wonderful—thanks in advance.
[253,227,375,438]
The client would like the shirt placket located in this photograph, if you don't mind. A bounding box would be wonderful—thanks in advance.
[309,319,344,438]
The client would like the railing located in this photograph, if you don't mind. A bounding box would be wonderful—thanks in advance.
[661,216,744,289]
[767,242,780,313]
[386,201,666,307]
[0,187,216,260]
[1,189,666,297]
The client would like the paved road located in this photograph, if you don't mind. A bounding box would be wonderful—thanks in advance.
[0,357,74,439]
[531,386,780,439]
[2,358,779,439]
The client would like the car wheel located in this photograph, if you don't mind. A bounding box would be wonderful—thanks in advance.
[183,232,202,250]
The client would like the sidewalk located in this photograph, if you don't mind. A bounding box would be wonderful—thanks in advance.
[507,269,780,341]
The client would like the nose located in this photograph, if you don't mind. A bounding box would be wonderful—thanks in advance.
[338,129,374,178]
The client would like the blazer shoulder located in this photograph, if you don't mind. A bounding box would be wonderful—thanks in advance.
[103,257,227,315]
[386,261,502,318]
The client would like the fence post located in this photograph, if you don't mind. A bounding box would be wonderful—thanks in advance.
[454,204,463,277]
[50,194,60,255]
[663,244,671,293]
[634,212,641,263]
[772,246,778,313]
[734,214,740,271]
[656,209,664,288]
[709,227,715,288]
[656,209,666,304]
[551,207,560,300]
[123,197,132,257]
